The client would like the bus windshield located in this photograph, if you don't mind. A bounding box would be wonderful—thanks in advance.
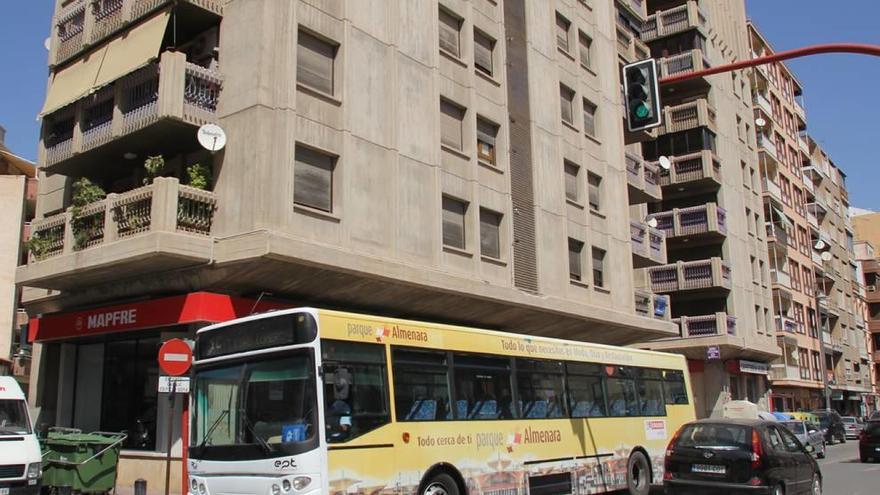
[192,350,318,460]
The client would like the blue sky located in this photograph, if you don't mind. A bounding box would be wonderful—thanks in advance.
[1,1,879,208]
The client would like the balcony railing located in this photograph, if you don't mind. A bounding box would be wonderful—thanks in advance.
[655,150,721,188]
[26,177,215,263]
[625,152,662,202]
[647,257,732,294]
[676,312,736,338]
[657,49,710,78]
[757,134,778,162]
[770,364,802,382]
[615,22,650,62]
[803,158,828,182]
[754,92,773,120]
[647,203,727,240]
[51,0,224,67]
[798,135,810,155]
[774,315,797,334]
[43,51,222,168]
[658,99,716,135]
[631,220,667,266]
[634,290,670,320]
[765,222,789,247]
[641,1,708,43]
[762,178,783,203]
[770,269,791,289]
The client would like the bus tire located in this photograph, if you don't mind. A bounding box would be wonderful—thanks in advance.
[626,450,651,495]
[421,473,460,495]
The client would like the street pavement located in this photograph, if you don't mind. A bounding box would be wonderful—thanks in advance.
[648,439,878,494]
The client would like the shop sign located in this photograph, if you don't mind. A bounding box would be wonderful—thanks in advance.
[158,376,190,393]
[739,360,770,375]
[707,346,721,360]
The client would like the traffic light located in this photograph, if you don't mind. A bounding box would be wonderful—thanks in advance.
[623,59,661,132]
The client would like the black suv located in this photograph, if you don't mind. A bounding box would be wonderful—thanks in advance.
[812,409,846,444]
[860,420,880,462]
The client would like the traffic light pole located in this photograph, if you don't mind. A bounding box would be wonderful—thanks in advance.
[658,43,880,85]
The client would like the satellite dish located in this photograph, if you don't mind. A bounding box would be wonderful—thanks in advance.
[820,251,833,262]
[646,217,659,228]
[814,240,826,251]
[197,124,227,152]
[43,37,51,51]
[658,156,672,170]
[755,117,766,128]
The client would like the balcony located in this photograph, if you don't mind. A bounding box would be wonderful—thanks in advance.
[43,52,221,172]
[806,209,819,229]
[867,283,880,303]
[631,220,667,267]
[51,0,223,67]
[803,159,827,182]
[798,135,810,156]
[625,152,662,203]
[676,312,736,338]
[762,178,783,204]
[647,203,726,247]
[806,199,828,220]
[757,134,779,164]
[765,222,789,249]
[634,289,671,321]
[641,1,708,43]
[615,21,650,63]
[770,364,802,382]
[616,0,646,20]
[770,269,792,289]
[655,150,721,197]
[774,315,797,334]
[753,92,774,122]
[657,49,711,91]
[647,257,732,295]
[17,177,216,290]
[658,99,717,136]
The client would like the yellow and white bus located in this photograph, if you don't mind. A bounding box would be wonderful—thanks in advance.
[188,308,695,495]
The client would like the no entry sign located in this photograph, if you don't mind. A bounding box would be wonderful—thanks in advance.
[158,338,193,376]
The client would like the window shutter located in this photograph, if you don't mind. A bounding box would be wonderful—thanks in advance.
[568,239,583,280]
[439,10,461,57]
[295,146,334,212]
[476,119,496,148]
[556,14,570,52]
[564,162,579,201]
[579,32,591,67]
[588,173,601,210]
[474,31,493,75]
[583,100,596,137]
[560,86,573,125]
[440,100,464,150]
[297,31,336,94]
[480,209,501,259]
[442,197,467,249]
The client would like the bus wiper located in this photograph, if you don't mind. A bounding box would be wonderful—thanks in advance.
[196,409,229,452]
[240,409,274,455]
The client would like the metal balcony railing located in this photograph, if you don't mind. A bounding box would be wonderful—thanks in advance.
[43,52,222,167]
[26,177,216,263]
[647,257,731,293]
[676,312,736,338]
[655,150,721,187]
[647,203,727,240]
[641,1,708,42]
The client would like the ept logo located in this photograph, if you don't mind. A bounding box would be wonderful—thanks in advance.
[274,458,297,470]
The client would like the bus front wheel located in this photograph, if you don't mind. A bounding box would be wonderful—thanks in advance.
[626,451,651,495]
[422,473,460,495]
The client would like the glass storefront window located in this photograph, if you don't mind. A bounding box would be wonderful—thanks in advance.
[101,337,160,450]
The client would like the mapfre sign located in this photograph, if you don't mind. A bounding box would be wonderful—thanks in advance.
[76,309,138,331]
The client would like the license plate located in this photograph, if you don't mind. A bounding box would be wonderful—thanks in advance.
[0,487,10,495]
[692,464,726,474]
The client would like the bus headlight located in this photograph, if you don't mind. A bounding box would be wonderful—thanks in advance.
[281,480,291,492]
[292,477,311,491]
[190,479,198,493]
[198,483,207,495]
[27,463,42,479]
[271,484,280,495]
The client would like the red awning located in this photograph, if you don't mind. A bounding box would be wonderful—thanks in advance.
[29,292,289,342]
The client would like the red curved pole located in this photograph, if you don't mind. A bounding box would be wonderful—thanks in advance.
[659,43,880,85]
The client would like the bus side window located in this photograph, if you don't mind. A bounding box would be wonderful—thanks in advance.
[636,368,666,416]
[566,362,606,417]
[516,359,566,419]
[452,353,516,420]
[662,370,689,405]
[605,366,639,417]
[392,348,452,422]
[321,340,390,442]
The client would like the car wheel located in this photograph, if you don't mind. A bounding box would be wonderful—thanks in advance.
[421,473,460,495]
[811,474,821,495]
[771,483,784,495]
[626,451,651,495]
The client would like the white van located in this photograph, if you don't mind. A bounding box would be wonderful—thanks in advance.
[0,376,41,495]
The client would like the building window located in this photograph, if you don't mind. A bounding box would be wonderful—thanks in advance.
[569,238,584,282]
[474,29,495,76]
[476,117,498,165]
[587,172,601,211]
[560,84,575,126]
[297,30,338,95]
[582,98,597,137]
[578,31,592,68]
[555,13,571,53]
[101,337,160,450]
[592,247,606,288]
[442,196,468,249]
[480,208,502,259]
[439,7,462,58]
[294,145,336,212]
[564,161,580,202]
[440,98,465,151]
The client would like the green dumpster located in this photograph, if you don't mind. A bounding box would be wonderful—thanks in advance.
[42,429,127,494]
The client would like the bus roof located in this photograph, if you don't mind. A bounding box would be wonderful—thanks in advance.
[197,307,688,366]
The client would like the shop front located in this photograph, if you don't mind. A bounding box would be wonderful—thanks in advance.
[770,386,823,413]
[28,292,285,495]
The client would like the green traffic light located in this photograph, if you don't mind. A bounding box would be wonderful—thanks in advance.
[634,103,650,119]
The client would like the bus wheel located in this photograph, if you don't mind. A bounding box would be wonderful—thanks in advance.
[422,473,460,495]
[626,451,651,495]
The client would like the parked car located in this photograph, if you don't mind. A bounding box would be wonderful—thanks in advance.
[841,416,864,439]
[781,420,826,459]
[859,420,880,462]
[870,411,880,421]
[664,419,822,495]
[812,409,846,444]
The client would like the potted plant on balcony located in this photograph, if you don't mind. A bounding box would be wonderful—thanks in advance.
[70,177,106,250]
[177,162,215,233]
[26,231,58,261]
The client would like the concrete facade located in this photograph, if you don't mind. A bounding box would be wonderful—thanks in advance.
[635,0,779,418]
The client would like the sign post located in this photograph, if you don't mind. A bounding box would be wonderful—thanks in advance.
[158,339,193,495]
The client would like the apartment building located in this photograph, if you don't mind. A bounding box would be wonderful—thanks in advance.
[747,24,828,412]
[19,1,675,492]
[0,126,36,388]
[633,0,779,418]
[854,230,880,415]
